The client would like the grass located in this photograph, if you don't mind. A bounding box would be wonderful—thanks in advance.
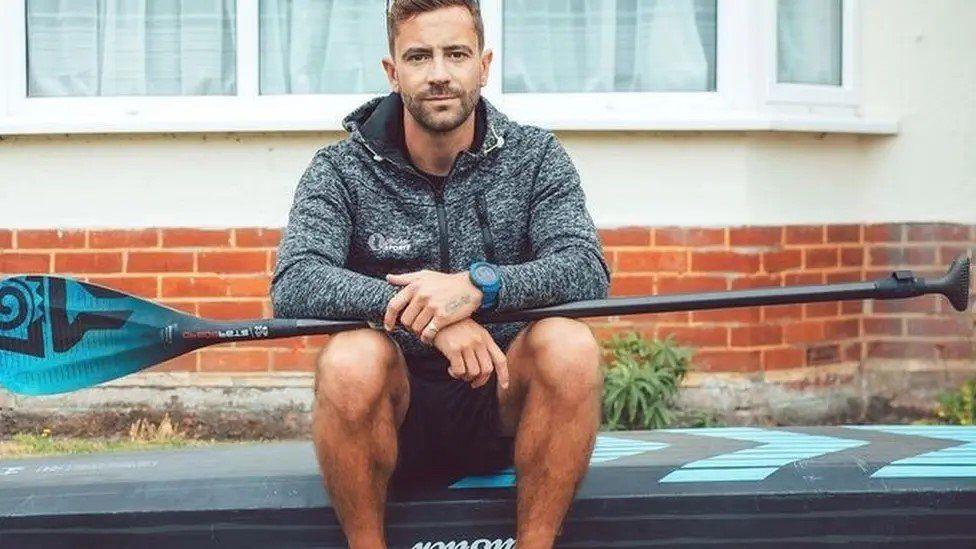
[0,414,213,459]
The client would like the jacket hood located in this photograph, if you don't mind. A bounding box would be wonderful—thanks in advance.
[342,92,510,168]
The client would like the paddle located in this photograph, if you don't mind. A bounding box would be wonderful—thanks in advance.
[0,254,970,396]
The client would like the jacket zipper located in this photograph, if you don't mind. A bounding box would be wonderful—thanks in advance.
[432,185,450,271]
[474,192,497,263]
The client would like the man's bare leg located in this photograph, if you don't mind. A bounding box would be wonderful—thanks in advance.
[497,317,603,548]
[312,328,410,549]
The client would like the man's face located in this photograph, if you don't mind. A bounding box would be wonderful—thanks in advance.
[383,6,492,133]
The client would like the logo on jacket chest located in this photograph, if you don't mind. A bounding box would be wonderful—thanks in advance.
[368,232,413,255]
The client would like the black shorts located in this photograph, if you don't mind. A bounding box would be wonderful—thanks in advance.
[390,353,515,485]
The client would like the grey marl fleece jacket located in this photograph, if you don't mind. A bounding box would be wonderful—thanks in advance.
[271,92,610,361]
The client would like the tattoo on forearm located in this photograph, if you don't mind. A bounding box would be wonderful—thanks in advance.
[446,295,472,314]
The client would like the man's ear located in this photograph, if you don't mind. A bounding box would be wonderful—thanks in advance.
[479,48,494,87]
[381,56,399,92]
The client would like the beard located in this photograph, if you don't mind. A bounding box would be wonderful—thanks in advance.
[401,85,480,133]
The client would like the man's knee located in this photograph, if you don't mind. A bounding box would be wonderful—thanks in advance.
[315,329,400,423]
[525,317,603,397]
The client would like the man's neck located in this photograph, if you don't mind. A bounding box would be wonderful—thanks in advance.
[403,110,476,177]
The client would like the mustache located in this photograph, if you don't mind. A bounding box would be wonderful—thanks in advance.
[421,89,462,99]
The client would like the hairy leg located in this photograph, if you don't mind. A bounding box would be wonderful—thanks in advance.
[497,318,603,548]
[312,328,410,549]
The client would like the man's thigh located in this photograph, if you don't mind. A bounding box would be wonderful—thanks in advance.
[314,328,411,429]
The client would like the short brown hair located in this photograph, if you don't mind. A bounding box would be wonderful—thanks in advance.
[386,0,484,56]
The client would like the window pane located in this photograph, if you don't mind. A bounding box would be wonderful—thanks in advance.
[777,0,842,85]
[26,0,237,97]
[260,0,389,95]
[504,0,717,93]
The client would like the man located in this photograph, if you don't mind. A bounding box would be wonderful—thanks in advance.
[271,1,610,547]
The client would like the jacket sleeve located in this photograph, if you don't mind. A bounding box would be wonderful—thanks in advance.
[494,133,611,312]
[271,152,398,323]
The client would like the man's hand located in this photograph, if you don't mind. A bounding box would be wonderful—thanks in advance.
[384,269,483,344]
[431,318,510,389]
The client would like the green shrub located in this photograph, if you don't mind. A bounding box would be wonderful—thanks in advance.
[936,379,976,425]
[601,331,693,431]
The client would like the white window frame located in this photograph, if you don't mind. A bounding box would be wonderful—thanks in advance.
[0,0,894,136]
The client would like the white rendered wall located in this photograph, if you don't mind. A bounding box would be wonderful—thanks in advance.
[0,0,973,229]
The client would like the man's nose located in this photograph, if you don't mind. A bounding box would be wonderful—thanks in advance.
[427,54,451,85]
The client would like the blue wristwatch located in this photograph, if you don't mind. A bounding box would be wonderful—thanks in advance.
[469,261,502,311]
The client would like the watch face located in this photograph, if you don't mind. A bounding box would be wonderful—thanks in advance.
[474,264,498,285]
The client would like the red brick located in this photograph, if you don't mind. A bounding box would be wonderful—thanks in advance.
[763,250,802,273]
[161,228,232,248]
[906,223,969,242]
[805,248,839,269]
[731,325,783,347]
[227,276,271,298]
[657,325,728,347]
[630,312,690,324]
[841,300,864,315]
[785,225,824,245]
[17,230,86,249]
[272,349,319,372]
[304,335,331,349]
[617,250,686,273]
[162,276,229,298]
[863,318,903,336]
[843,342,863,362]
[763,347,806,370]
[691,251,760,274]
[694,350,762,372]
[198,349,271,372]
[939,341,976,360]
[807,344,840,365]
[938,245,975,265]
[824,319,859,339]
[0,253,50,273]
[0,230,12,249]
[656,276,727,294]
[90,229,159,248]
[86,276,158,298]
[840,247,864,267]
[235,336,304,351]
[198,300,265,320]
[826,271,863,283]
[235,228,283,248]
[128,251,194,273]
[869,246,936,267]
[730,226,782,247]
[784,321,825,344]
[906,317,973,337]
[805,302,840,318]
[784,272,824,285]
[763,304,804,321]
[55,252,122,274]
[865,224,903,243]
[654,227,725,247]
[159,300,197,315]
[730,275,780,290]
[866,341,938,360]
[198,251,267,274]
[872,295,939,314]
[268,251,278,273]
[692,307,761,324]
[150,352,199,373]
[598,227,651,247]
[826,225,861,243]
[609,275,654,296]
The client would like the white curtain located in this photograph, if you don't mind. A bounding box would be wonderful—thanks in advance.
[503,0,716,93]
[260,0,389,94]
[777,0,843,85]
[26,0,236,97]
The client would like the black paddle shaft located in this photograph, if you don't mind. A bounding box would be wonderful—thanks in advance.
[178,254,971,347]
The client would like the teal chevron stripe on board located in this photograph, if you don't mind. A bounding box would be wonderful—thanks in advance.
[659,428,868,483]
[848,425,976,478]
[450,435,667,489]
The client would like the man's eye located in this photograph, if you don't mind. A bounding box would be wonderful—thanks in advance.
[408,54,428,62]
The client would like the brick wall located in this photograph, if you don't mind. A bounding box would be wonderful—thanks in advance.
[1,223,973,379]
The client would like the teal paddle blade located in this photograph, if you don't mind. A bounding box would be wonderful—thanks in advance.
[0,276,194,395]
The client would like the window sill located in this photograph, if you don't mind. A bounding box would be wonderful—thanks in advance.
[0,112,898,136]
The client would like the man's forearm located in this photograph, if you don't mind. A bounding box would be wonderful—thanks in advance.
[271,258,398,324]
[494,248,610,313]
